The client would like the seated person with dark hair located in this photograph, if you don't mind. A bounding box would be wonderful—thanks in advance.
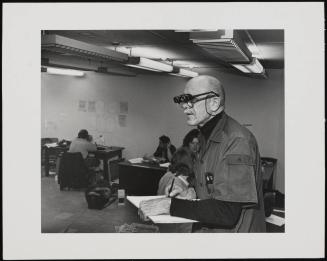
[153,135,176,163]
[68,129,99,168]
[157,147,196,199]
[182,128,200,162]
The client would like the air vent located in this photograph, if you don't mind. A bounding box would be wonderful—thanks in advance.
[190,30,252,63]
[41,34,128,63]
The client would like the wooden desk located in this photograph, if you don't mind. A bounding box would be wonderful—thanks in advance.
[43,145,124,181]
[266,208,285,233]
[91,146,124,181]
[118,161,167,196]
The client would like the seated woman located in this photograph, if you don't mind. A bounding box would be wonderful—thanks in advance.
[153,135,176,163]
[182,128,200,161]
[157,147,196,199]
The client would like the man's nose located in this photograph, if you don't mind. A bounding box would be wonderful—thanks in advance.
[181,103,189,111]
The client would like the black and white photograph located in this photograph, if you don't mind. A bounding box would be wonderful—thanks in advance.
[40,29,285,234]
[3,2,325,259]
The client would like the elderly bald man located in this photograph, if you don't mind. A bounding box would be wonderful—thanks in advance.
[139,75,266,232]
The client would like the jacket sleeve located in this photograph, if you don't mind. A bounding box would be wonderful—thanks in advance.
[170,198,242,228]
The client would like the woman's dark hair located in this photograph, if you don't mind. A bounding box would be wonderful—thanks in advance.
[182,129,200,147]
[169,147,193,177]
[78,129,89,139]
[159,135,170,144]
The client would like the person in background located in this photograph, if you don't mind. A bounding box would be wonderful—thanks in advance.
[139,75,266,232]
[69,129,99,168]
[182,128,200,161]
[157,147,196,199]
[153,135,176,163]
[155,147,196,233]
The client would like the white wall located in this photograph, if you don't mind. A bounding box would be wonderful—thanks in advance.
[41,69,284,193]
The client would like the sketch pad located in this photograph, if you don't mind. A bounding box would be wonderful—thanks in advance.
[127,196,198,224]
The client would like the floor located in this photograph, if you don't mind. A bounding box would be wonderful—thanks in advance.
[41,167,284,233]
[41,172,142,233]
[41,175,187,233]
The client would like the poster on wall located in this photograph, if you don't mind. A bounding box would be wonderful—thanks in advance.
[88,101,96,112]
[118,114,127,127]
[120,101,128,114]
[78,100,87,112]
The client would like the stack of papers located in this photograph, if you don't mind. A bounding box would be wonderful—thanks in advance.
[128,158,144,164]
[159,162,170,168]
[127,195,198,224]
[44,142,58,148]
[265,214,285,226]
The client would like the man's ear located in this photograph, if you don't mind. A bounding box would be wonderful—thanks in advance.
[210,96,220,112]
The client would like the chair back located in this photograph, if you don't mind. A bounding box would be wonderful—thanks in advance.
[58,152,89,189]
[261,157,277,192]
[261,157,278,217]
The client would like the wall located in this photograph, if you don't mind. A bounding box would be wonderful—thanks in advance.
[41,69,284,193]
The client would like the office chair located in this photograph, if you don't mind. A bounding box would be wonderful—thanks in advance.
[261,157,278,216]
[57,152,90,190]
[261,157,277,192]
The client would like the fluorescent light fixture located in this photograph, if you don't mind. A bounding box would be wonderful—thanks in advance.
[231,58,264,74]
[126,57,173,72]
[176,68,199,77]
[45,67,85,76]
[170,67,199,78]
[175,29,218,32]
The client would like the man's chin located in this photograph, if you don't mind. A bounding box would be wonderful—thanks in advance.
[187,119,198,126]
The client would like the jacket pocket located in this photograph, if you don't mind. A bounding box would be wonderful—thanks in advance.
[225,154,257,203]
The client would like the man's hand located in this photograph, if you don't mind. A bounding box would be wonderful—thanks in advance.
[138,198,171,221]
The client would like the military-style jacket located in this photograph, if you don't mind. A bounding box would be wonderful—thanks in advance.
[194,112,266,232]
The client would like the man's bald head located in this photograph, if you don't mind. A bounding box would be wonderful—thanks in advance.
[181,75,226,126]
[185,75,225,108]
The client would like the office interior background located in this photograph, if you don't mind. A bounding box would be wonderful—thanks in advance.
[41,29,285,193]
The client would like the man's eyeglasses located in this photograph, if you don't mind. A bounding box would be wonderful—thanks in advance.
[173,91,219,108]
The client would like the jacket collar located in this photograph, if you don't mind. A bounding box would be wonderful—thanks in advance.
[199,111,227,143]
[209,111,227,142]
[198,111,227,160]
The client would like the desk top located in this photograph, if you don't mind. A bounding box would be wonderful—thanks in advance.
[118,160,167,170]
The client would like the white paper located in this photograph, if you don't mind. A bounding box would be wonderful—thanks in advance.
[126,196,198,224]
[273,209,285,213]
[44,142,58,148]
[265,214,285,226]
[159,162,170,168]
[128,158,144,164]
